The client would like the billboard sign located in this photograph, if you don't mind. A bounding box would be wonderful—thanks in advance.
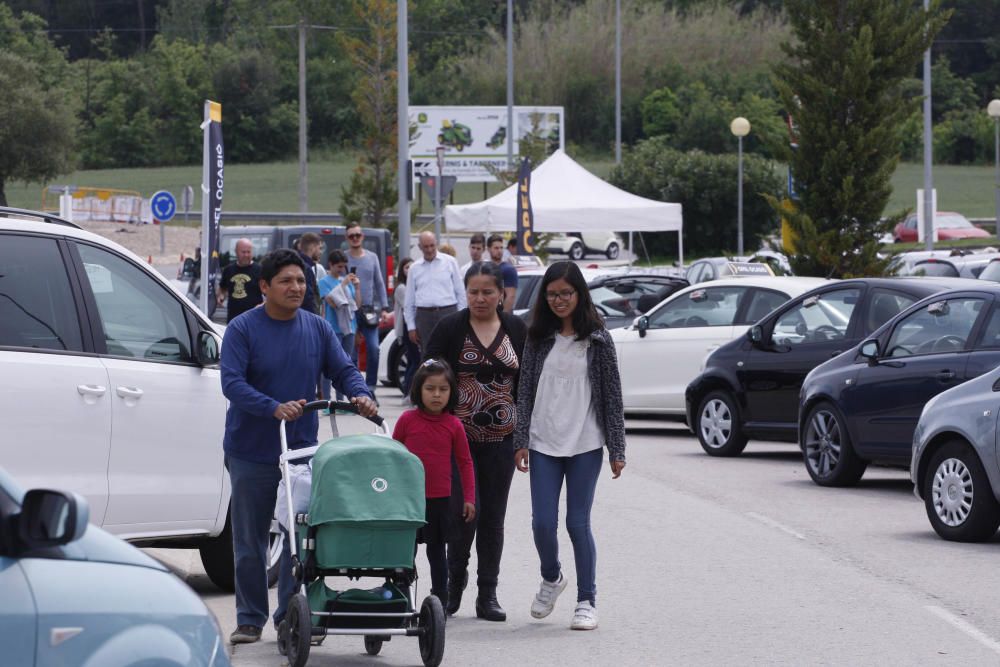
[410,105,564,183]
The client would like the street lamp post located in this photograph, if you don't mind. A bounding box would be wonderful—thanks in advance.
[435,146,445,240]
[730,117,751,256]
[989,100,1000,233]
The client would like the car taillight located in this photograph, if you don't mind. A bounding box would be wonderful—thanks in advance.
[386,255,395,295]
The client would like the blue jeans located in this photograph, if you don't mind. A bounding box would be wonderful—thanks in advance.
[226,454,296,628]
[529,448,603,605]
[323,333,356,402]
[356,313,380,390]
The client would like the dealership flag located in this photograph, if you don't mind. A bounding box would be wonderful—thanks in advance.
[515,158,535,255]
[199,100,223,316]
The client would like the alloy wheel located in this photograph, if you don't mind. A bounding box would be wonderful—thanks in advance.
[804,410,842,477]
[932,458,974,527]
[699,398,732,448]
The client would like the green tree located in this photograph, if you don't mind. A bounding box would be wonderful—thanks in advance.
[769,0,951,278]
[0,51,77,205]
[338,0,399,227]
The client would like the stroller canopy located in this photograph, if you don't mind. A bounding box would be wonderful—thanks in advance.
[310,434,425,527]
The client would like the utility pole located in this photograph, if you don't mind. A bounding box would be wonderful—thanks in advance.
[397,0,411,261]
[506,0,514,170]
[298,18,308,214]
[922,0,934,250]
[615,0,621,164]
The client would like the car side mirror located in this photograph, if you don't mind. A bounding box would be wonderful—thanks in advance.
[637,315,649,338]
[196,330,221,366]
[860,340,879,364]
[17,489,88,551]
[748,325,764,345]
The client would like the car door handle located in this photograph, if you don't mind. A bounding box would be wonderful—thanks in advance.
[935,370,956,381]
[77,384,107,396]
[116,386,144,399]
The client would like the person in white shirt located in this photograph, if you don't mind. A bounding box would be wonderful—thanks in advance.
[460,233,487,277]
[405,231,467,353]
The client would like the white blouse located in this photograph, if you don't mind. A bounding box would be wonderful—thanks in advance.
[528,334,604,457]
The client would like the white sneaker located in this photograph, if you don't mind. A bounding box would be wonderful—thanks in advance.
[530,573,567,619]
[571,601,598,630]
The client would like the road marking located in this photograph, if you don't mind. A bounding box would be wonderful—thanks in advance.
[925,605,1000,656]
[745,511,806,540]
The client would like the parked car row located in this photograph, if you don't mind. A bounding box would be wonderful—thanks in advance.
[674,273,1000,544]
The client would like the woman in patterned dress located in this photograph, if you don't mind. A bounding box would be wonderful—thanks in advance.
[422,261,527,622]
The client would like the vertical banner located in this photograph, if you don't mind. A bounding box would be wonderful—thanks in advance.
[199,100,224,316]
[515,158,535,255]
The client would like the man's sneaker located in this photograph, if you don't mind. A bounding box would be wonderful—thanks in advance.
[530,573,567,619]
[570,601,598,630]
[229,624,262,644]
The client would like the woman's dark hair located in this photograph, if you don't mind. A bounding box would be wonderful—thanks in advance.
[396,257,413,285]
[463,261,504,291]
[409,358,459,413]
[527,261,603,341]
[327,249,347,267]
[261,249,306,284]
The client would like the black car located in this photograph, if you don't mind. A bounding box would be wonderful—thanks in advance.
[798,283,1000,486]
[685,278,983,457]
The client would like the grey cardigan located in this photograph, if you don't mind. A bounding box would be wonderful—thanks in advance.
[514,329,626,463]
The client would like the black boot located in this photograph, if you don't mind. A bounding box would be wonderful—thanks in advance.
[445,570,467,616]
[475,586,506,622]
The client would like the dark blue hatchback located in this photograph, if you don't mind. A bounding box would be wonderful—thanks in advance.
[799,283,1000,486]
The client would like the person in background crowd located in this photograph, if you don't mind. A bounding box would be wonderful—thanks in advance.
[440,243,457,258]
[319,250,361,403]
[393,257,420,402]
[423,262,527,622]
[392,359,476,610]
[220,249,376,645]
[345,222,390,396]
[460,233,487,277]
[404,231,466,354]
[217,238,263,322]
[295,233,323,315]
[502,238,517,263]
[514,261,626,632]
[487,234,518,313]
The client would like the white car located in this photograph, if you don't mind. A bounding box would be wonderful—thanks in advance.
[0,207,276,592]
[612,276,830,417]
[547,232,622,260]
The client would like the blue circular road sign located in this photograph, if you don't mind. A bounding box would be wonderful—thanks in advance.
[151,190,177,222]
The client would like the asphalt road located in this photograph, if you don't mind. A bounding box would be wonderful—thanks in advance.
[150,388,1000,666]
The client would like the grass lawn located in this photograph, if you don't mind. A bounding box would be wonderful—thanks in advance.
[5,154,991,220]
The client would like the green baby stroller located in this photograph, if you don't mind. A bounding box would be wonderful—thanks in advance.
[276,400,446,667]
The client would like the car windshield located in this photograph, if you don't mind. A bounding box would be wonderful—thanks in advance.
[912,261,959,278]
[936,214,974,229]
[589,281,671,318]
[980,261,1000,283]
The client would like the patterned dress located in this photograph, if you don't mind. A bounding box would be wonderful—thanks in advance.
[454,330,520,443]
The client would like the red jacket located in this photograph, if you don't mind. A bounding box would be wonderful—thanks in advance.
[393,409,475,503]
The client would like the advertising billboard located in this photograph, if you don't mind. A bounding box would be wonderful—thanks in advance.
[410,105,564,183]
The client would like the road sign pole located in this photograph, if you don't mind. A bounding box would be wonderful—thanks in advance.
[160,218,165,255]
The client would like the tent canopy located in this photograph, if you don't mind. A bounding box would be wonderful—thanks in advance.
[444,150,682,235]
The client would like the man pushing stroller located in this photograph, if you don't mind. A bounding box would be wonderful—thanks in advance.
[220,248,377,645]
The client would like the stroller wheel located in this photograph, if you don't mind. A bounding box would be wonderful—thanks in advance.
[418,596,446,667]
[287,593,312,667]
[277,620,289,656]
[364,635,383,656]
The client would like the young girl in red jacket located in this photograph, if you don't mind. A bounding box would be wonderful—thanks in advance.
[392,358,476,608]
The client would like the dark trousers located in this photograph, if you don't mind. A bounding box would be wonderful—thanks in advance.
[447,436,515,589]
[415,305,457,357]
[400,325,420,396]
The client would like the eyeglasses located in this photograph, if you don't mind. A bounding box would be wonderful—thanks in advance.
[347,233,363,240]
[545,289,577,302]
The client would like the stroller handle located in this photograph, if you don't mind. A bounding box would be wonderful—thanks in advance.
[303,399,385,428]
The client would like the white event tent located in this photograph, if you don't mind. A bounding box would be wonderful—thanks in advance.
[444,150,684,263]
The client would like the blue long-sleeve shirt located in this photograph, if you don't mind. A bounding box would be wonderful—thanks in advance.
[221,307,371,464]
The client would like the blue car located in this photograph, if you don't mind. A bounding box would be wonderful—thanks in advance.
[0,468,229,666]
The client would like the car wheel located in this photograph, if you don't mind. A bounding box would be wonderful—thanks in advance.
[200,514,282,591]
[568,241,584,260]
[923,441,1000,542]
[696,391,748,457]
[802,402,867,487]
[605,242,620,260]
[385,338,403,388]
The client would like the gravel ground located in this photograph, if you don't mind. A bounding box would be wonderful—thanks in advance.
[79,220,202,266]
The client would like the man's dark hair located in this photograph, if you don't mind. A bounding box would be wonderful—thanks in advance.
[327,250,347,267]
[409,358,459,413]
[487,234,504,247]
[464,261,504,291]
[261,249,306,284]
[528,261,603,342]
[470,233,486,246]
[346,222,363,233]
[507,238,517,249]
[299,232,321,250]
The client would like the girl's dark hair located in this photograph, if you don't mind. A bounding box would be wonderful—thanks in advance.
[463,261,504,291]
[409,358,459,413]
[327,249,347,267]
[396,257,413,285]
[261,249,306,284]
[527,261,604,341]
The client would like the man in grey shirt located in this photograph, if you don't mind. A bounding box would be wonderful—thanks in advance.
[345,222,389,394]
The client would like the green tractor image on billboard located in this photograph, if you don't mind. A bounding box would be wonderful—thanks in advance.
[437,119,473,151]
[487,126,506,149]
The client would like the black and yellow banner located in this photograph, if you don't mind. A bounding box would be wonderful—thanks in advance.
[200,100,223,315]
[515,158,535,255]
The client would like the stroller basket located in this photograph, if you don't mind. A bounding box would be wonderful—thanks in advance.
[308,580,410,629]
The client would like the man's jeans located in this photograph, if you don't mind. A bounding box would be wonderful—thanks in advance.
[356,315,380,390]
[227,454,295,628]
